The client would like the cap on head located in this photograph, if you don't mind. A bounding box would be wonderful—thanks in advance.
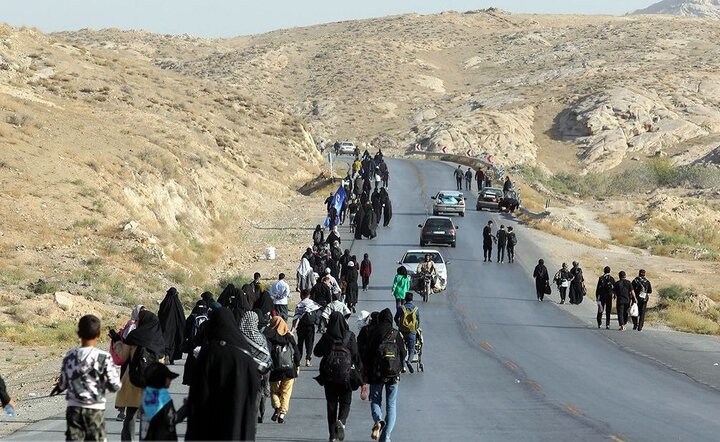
[144,362,179,388]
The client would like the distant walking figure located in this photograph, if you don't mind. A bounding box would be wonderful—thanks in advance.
[454,166,464,191]
[533,259,550,302]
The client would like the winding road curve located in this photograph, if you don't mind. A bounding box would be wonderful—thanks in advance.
[8,158,720,441]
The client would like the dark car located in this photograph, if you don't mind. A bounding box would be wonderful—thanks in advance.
[476,187,504,211]
[418,216,458,248]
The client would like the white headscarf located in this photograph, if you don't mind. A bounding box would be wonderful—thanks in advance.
[121,304,145,339]
[356,310,371,329]
[297,257,312,275]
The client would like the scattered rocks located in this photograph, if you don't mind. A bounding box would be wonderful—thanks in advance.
[688,293,717,312]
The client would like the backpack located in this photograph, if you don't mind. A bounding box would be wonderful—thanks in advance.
[191,314,208,340]
[128,346,159,388]
[271,342,295,375]
[299,309,318,328]
[374,330,403,380]
[601,275,614,291]
[508,233,517,247]
[322,336,354,384]
[398,306,418,334]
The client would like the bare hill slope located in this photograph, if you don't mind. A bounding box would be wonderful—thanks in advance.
[0,25,322,324]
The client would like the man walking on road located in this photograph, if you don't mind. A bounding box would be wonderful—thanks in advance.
[454,165,464,191]
[496,225,507,263]
[482,220,495,262]
[631,269,653,331]
[271,273,291,320]
[595,266,615,329]
[464,167,473,191]
[395,292,420,374]
[475,167,485,191]
[506,226,517,263]
[361,308,406,442]
[614,271,636,331]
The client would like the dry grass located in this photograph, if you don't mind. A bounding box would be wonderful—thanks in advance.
[0,321,79,347]
[649,301,720,335]
[598,215,636,245]
[520,215,607,249]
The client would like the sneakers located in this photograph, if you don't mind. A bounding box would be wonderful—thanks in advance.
[371,420,385,441]
[278,413,285,423]
[335,420,346,441]
[305,359,312,367]
[408,364,414,374]
[116,411,125,422]
[271,410,279,422]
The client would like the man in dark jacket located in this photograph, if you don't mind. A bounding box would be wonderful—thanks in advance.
[482,221,495,263]
[475,168,485,191]
[360,308,406,442]
[595,267,615,329]
[311,277,333,309]
[631,269,653,331]
[453,165,464,191]
[613,271,636,331]
[496,225,507,263]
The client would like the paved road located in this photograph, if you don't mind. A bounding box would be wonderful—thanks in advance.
[8,157,720,441]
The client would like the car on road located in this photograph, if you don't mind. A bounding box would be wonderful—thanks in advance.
[398,249,448,283]
[418,216,458,247]
[431,191,466,217]
[336,141,357,155]
[476,187,504,211]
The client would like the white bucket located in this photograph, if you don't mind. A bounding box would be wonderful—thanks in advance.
[265,247,276,260]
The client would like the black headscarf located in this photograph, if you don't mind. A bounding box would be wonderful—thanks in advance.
[325,311,349,342]
[125,310,166,356]
[200,291,214,304]
[158,287,186,361]
[253,289,274,317]
[203,307,247,349]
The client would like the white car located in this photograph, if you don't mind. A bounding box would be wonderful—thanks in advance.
[398,249,448,283]
[337,141,357,155]
[431,191,466,217]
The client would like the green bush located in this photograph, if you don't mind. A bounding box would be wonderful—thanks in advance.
[218,274,250,291]
[658,284,691,302]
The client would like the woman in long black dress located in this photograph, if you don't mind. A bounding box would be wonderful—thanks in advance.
[186,308,260,441]
[158,287,186,365]
[343,261,359,313]
[380,187,393,227]
[568,261,585,305]
[533,259,550,302]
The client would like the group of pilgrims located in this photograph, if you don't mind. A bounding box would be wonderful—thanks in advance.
[102,156,392,440]
[325,149,393,241]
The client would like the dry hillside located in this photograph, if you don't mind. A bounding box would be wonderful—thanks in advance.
[0,24,325,331]
[60,10,720,173]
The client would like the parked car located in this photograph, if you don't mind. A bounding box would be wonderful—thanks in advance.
[337,141,357,155]
[418,216,458,248]
[398,249,448,283]
[431,191,466,217]
[499,190,521,213]
[476,187,504,211]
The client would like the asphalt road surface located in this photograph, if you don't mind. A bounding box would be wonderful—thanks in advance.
[8,158,720,441]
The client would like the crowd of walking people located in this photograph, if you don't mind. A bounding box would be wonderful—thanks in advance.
[533,260,653,331]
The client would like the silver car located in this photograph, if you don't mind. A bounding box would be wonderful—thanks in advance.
[337,141,356,155]
[431,191,466,217]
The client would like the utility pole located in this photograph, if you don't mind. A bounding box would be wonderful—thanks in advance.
[328,152,334,182]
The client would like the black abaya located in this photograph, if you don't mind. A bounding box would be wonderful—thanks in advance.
[344,267,359,308]
[158,287,186,362]
[362,207,377,239]
[186,308,260,441]
[354,205,365,240]
[381,190,393,227]
[124,311,166,357]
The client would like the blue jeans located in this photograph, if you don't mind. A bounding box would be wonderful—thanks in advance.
[404,332,416,367]
[370,382,398,442]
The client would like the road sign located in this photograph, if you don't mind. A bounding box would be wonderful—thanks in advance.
[465,149,473,157]
[441,146,448,153]
[487,154,494,163]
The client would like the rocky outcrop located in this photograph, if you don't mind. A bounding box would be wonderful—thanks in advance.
[633,0,720,19]
[557,88,710,172]
[417,106,537,167]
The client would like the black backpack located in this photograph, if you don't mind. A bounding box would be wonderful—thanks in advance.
[374,330,402,380]
[299,309,318,327]
[129,346,159,388]
[271,342,295,376]
[601,275,614,291]
[322,335,354,384]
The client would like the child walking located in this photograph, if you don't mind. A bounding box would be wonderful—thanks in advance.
[57,314,122,441]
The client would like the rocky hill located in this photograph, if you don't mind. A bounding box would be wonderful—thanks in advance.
[633,0,720,19]
[58,10,720,173]
[0,25,323,324]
